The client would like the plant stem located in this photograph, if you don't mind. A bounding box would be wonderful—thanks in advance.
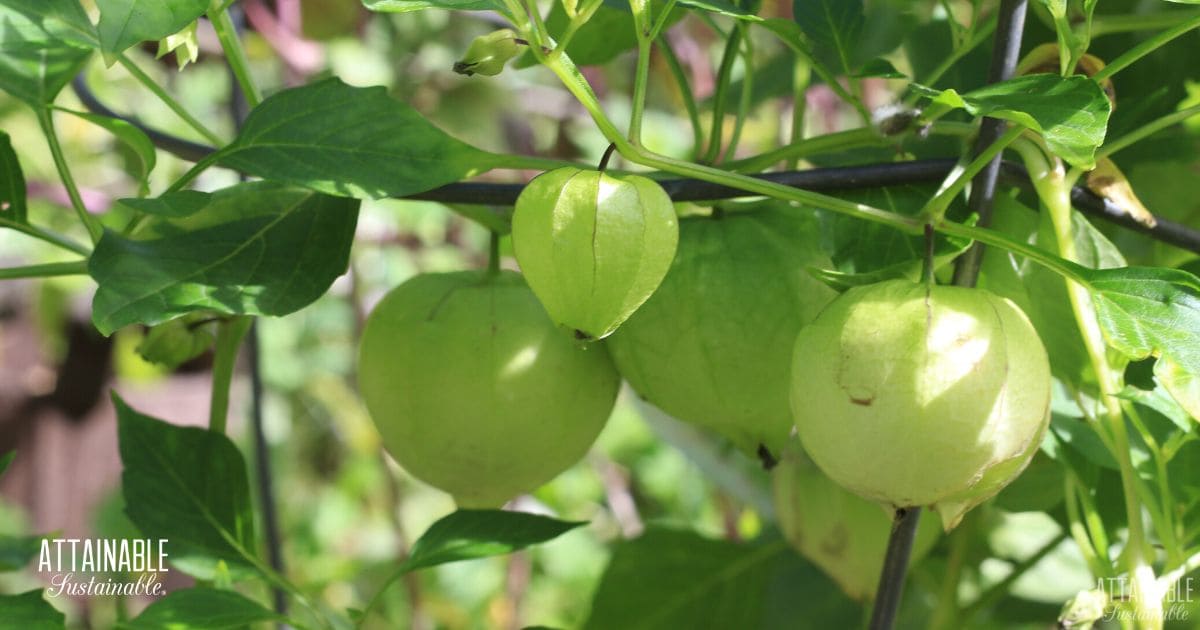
[487,230,501,273]
[0,217,91,256]
[928,516,971,630]
[37,108,103,244]
[1093,13,1200,82]
[727,122,976,174]
[702,26,743,163]
[788,53,810,171]
[720,23,754,163]
[959,533,1068,623]
[922,125,1024,222]
[116,55,225,146]
[1064,472,1110,578]
[209,316,252,434]
[1099,103,1200,160]
[165,151,223,194]
[657,34,704,158]
[208,6,263,108]
[869,508,922,630]
[0,260,88,280]
[1091,10,1200,37]
[629,38,652,145]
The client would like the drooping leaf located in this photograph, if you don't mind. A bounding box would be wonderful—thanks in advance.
[95,0,208,65]
[118,587,283,630]
[791,0,863,74]
[56,107,156,195]
[0,534,43,571]
[401,509,584,573]
[114,394,258,578]
[217,77,499,198]
[89,182,360,335]
[1085,266,1200,420]
[583,528,859,629]
[912,74,1111,168]
[362,0,505,13]
[676,0,759,21]
[0,590,65,629]
[0,131,25,224]
[0,1,95,106]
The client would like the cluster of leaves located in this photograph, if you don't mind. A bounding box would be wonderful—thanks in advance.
[0,0,1199,628]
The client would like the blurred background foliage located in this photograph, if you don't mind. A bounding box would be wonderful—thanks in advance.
[1,0,1199,628]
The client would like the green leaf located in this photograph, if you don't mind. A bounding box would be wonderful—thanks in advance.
[117,190,211,218]
[584,528,858,629]
[401,509,584,573]
[362,0,504,13]
[0,450,13,476]
[1085,266,1200,421]
[96,0,208,65]
[0,534,43,571]
[114,393,258,578]
[0,590,65,629]
[0,1,94,106]
[791,0,863,74]
[912,74,1111,168]
[0,131,26,224]
[89,182,360,335]
[56,107,156,195]
[118,587,283,630]
[217,77,498,199]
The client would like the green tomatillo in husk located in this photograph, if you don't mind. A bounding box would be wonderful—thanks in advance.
[790,279,1051,530]
[357,270,620,508]
[772,444,940,600]
[512,167,678,340]
[607,206,836,462]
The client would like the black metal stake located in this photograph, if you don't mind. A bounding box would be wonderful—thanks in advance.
[868,507,924,630]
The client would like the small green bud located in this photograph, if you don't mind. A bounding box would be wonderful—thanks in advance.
[137,316,215,369]
[1058,589,1108,629]
[453,29,520,77]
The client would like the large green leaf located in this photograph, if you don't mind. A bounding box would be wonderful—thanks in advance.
[0,590,65,629]
[89,182,360,335]
[362,0,504,13]
[0,131,26,224]
[217,77,499,199]
[95,0,208,65]
[583,528,859,629]
[114,394,258,578]
[912,74,1111,168]
[791,0,863,74]
[0,1,95,106]
[401,509,584,573]
[1085,266,1200,420]
[118,587,283,629]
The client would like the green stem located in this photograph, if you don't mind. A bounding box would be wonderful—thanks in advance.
[929,515,972,630]
[1091,10,1200,37]
[909,14,997,101]
[209,316,252,434]
[208,6,263,107]
[657,34,704,158]
[37,109,102,244]
[1122,401,1181,564]
[788,54,811,171]
[922,125,1023,222]
[165,152,223,194]
[629,38,652,145]
[720,23,754,163]
[757,25,870,123]
[1093,14,1200,82]
[959,533,1069,622]
[727,121,976,174]
[648,0,677,40]
[0,260,88,280]
[1065,472,1110,578]
[1099,103,1200,160]
[0,217,91,256]
[703,26,744,163]
[117,55,225,146]
[487,231,501,274]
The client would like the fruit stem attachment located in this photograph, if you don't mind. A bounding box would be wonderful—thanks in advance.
[597,143,617,172]
[922,223,936,287]
[868,507,922,630]
[487,230,501,275]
